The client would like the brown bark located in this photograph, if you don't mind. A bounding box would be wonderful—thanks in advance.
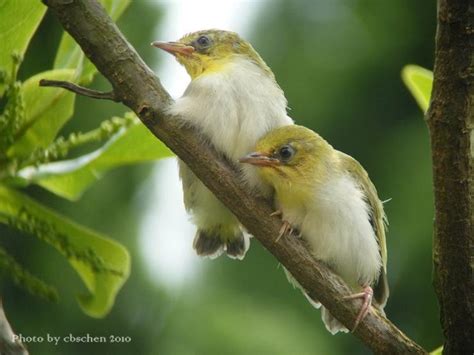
[427,1,474,354]
[41,0,427,353]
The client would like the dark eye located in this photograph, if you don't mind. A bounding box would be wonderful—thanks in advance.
[196,35,210,47]
[278,145,295,162]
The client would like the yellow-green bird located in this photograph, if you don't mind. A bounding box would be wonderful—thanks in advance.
[153,30,293,259]
[240,125,389,334]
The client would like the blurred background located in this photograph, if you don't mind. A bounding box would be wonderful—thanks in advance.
[1,0,439,354]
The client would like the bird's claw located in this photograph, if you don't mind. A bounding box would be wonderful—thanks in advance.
[271,210,300,242]
[343,285,373,332]
[276,220,291,242]
[270,209,282,217]
[275,220,299,242]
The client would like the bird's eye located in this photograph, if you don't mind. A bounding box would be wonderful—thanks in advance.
[196,35,210,47]
[278,145,295,162]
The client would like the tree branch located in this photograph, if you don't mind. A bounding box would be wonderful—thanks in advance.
[41,0,426,353]
[427,1,474,353]
[39,79,119,101]
[0,299,28,355]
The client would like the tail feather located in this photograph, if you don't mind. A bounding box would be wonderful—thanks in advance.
[321,307,349,335]
[226,233,250,260]
[283,267,321,309]
[283,267,350,334]
[193,230,249,260]
[193,231,224,259]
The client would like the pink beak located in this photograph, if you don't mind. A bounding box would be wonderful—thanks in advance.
[239,152,280,167]
[151,41,195,56]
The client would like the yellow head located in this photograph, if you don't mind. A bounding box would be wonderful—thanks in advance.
[240,125,334,192]
[152,29,273,79]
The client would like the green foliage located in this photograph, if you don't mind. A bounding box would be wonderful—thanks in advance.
[0,0,170,318]
[0,55,25,158]
[402,65,433,112]
[0,244,58,302]
[18,116,130,170]
[0,0,46,93]
[430,346,443,355]
[18,113,172,200]
[0,186,130,317]
[53,0,131,84]
[8,69,76,158]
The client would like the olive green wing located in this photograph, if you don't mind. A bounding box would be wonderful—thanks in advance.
[341,153,389,308]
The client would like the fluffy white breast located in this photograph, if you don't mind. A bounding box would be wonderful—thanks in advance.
[167,57,293,165]
[282,174,382,287]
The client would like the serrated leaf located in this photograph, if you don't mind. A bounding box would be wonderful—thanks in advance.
[0,184,130,318]
[17,118,173,200]
[401,65,433,113]
[0,1,46,91]
[7,69,76,158]
[53,0,131,84]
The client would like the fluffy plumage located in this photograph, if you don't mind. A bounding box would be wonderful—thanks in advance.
[241,125,389,334]
[154,29,293,258]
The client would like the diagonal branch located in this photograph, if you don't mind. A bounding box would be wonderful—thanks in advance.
[41,0,426,353]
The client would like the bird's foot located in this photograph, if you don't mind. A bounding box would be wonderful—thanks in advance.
[276,220,292,242]
[271,210,300,242]
[276,220,301,242]
[343,285,373,332]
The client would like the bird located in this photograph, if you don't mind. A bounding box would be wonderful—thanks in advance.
[239,124,389,334]
[152,30,293,259]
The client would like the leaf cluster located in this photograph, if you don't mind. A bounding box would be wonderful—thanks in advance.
[0,1,171,317]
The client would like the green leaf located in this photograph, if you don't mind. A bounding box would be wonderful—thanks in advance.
[401,65,433,113]
[17,117,173,200]
[430,346,443,355]
[53,0,131,84]
[7,69,76,158]
[101,0,132,19]
[52,33,84,78]
[0,185,130,318]
[0,1,46,89]
[0,245,58,302]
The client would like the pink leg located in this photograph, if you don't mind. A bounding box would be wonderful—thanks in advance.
[343,285,373,332]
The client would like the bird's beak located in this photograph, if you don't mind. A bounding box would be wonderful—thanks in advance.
[239,152,280,167]
[151,41,195,56]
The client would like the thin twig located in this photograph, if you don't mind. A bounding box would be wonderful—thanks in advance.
[39,79,119,102]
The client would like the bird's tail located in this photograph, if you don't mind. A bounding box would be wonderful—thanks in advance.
[321,303,387,335]
[193,229,250,260]
[321,307,349,335]
[283,267,322,308]
[283,267,349,334]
